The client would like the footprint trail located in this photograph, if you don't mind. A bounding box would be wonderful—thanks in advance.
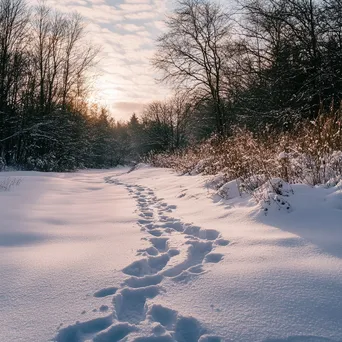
[54,177,229,342]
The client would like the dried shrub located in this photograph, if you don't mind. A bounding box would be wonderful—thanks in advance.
[147,108,342,191]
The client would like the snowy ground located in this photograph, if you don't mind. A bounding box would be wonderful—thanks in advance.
[0,167,342,342]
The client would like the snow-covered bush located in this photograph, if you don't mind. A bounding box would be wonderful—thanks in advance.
[205,173,228,190]
[148,110,342,196]
[254,178,294,215]
[216,180,241,200]
[27,153,78,172]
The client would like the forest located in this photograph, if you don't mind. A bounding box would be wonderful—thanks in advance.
[0,0,342,174]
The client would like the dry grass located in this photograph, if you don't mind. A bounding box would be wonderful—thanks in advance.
[147,108,342,191]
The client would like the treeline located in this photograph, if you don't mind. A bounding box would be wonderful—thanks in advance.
[2,0,342,171]
[119,0,342,155]
[142,0,342,189]
[0,0,130,171]
[146,0,342,141]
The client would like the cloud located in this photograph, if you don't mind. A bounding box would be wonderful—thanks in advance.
[27,0,172,120]
[119,3,154,12]
[116,23,145,32]
[112,101,146,117]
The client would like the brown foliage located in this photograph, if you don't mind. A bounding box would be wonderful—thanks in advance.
[148,108,342,188]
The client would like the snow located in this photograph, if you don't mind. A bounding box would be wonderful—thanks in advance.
[1,168,342,342]
[0,171,146,342]
[216,180,240,200]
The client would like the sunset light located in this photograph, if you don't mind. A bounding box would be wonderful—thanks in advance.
[1,0,342,341]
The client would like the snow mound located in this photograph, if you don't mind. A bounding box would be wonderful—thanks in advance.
[205,173,227,190]
[216,180,240,200]
[2,168,342,342]
[326,189,342,210]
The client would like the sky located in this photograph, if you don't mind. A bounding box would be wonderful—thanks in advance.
[29,0,173,121]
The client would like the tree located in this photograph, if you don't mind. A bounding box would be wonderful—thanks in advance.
[0,0,29,162]
[0,0,114,171]
[238,0,325,123]
[153,0,231,135]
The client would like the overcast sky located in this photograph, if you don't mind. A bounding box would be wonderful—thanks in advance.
[29,0,173,121]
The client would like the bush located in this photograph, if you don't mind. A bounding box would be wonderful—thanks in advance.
[147,108,342,190]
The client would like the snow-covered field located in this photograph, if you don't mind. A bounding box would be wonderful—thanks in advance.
[1,167,342,342]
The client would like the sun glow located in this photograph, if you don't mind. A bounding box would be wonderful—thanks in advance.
[87,76,119,109]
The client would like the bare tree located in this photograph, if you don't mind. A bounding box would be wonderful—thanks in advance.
[168,92,192,149]
[0,0,101,169]
[32,4,98,112]
[0,0,28,107]
[239,0,325,119]
[140,93,192,151]
[61,13,97,109]
[0,0,29,160]
[153,0,232,135]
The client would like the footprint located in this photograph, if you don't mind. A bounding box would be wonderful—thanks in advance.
[205,253,224,263]
[123,254,169,277]
[188,265,205,274]
[183,225,201,237]
[174,316,206,342]
[138,246,159,256]
[160,221,184,232]
[187,240,213,254]
[168,249,180,257]
[167,205,177,210]
[148,304,177,327]
[140,212,154,218]
[148,229,163,237]
[138,219,153,225]
[93,323,138,342]
[163,240,212,278]
[122,259,151,277]
[150,237,169,252]
[55,315,113,342]
[71,177,230,342]
[124,274,163,288]
[215,239,230,246]
[94,287,118,298]
[164,228,175,234]
[114,286,160,324]
[148,254,170,271]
